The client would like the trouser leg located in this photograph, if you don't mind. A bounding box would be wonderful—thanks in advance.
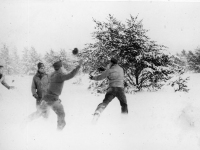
[27,111,42,121]
[94,90,115,115]
[116,88,128,114]
[36,98,42,109]
[92,88,115,123]
[28,100,48,121]
[51,100,66,130]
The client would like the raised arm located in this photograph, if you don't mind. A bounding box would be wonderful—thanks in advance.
[61,59,83,81]
[61,65,81,81]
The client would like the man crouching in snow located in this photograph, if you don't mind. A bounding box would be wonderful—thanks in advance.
[25,59,83,130]
[90,57,128,124]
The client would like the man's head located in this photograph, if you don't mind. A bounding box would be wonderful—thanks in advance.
[0,65,4,74]
[37,62,45,73]
[53,60,62,71]
[110,57,118,65]
[105,57,118,69]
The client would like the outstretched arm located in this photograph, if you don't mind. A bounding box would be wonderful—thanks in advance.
[61,65,81,81]
[1,75,14,90]
[90,63,111,81]
[92,69,109,81]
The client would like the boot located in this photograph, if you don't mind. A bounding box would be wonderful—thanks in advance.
[57,120,66,130]
[91,113,100,125]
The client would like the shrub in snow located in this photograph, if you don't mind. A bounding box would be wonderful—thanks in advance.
[168,76,190,92]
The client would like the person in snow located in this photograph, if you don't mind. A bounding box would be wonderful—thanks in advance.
[25,59,83,130]
[0,65,15,90]
[31,62,49,108]
[90,57,128,124]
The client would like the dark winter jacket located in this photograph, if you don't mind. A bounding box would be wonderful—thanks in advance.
[0,73,10,89]
[31,72,49,99]
[45,65,81,99]
[92,64,125,88]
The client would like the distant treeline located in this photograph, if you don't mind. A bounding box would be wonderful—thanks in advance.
[0,44,77,75]
[174,48,200,73]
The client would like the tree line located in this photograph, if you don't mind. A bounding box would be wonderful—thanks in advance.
[0,45,77,75]
[174,48,200,73]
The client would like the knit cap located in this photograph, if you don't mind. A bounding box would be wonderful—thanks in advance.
[53,60,62,70]
[37,62,44,69]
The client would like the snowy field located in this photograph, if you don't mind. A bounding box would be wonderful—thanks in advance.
[0,73,200,150]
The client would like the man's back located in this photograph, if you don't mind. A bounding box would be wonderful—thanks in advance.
[47,70,64,97]
[108,64,124,88]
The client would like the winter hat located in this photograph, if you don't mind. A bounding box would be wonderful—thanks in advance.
[53,60,62,70]
[110,57,118,64]
[37,62,44,69]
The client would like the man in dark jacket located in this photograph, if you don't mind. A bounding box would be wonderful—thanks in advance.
[31,62,49,108]
[25,59,83,130]
[90,57,128,124]
[0,65,15,90]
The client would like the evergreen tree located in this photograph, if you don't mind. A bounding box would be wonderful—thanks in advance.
[0,44,12,74]
[175,47,200,73]
[80,14,175,92]
[174,50,188,69]
[29,47,42,73]
[187,50,198,72]
[21,48,30,74]
[21,47,42,74]
[10,49,22,74]
[190,48,200,72]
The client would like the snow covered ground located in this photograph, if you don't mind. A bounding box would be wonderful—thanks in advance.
[0,73,200,150]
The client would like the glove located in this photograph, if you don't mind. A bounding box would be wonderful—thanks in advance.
[33,94,38,99]
[89,75,94,80]
[124,81,128,87]
[98,67,106,72]
[9,86,15,90]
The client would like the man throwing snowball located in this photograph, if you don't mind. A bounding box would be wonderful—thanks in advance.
[90,57,128,124]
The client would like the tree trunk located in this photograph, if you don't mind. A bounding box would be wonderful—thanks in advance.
[135,75,139,85]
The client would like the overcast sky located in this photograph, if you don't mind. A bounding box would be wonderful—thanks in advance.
[0,0,200,56]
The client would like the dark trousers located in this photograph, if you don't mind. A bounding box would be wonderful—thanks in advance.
[40,100,66,130]
[94,87,128,115]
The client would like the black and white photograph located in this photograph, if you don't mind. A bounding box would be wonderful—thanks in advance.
[0,0,200,150]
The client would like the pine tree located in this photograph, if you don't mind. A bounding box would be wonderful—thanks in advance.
[29,47,42,73]
[21,48,30,74]
[174,50,188,69]
[10,49,22,74]
[187,50,197,72]
[80,15,174,92]
[21,47,42,74]
[0,44,12,74]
